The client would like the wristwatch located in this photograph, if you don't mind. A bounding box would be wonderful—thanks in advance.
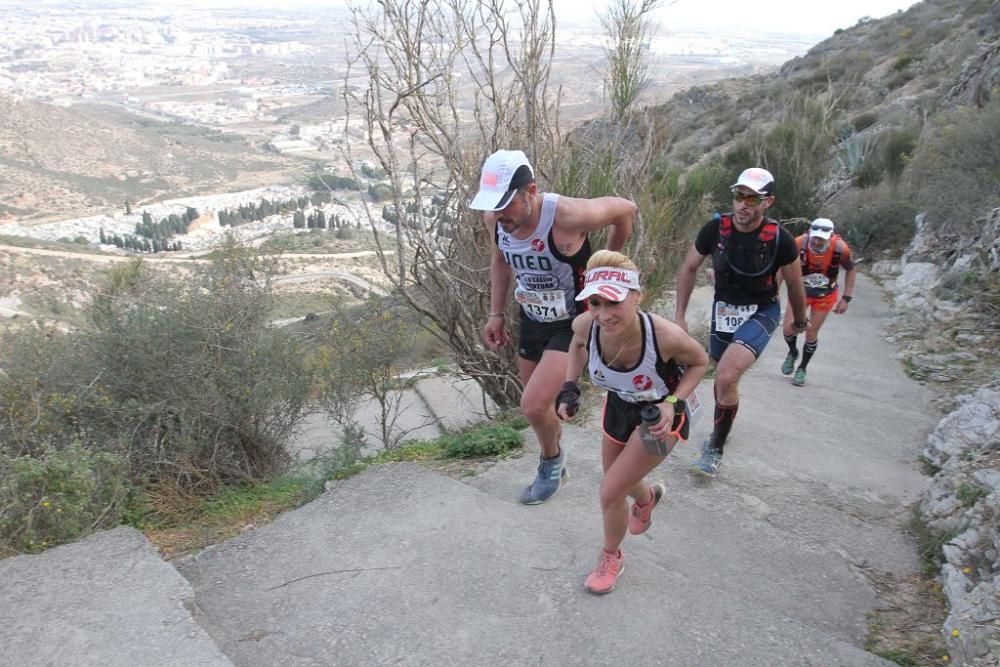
[843,295,853,303]
[664,395,686,413]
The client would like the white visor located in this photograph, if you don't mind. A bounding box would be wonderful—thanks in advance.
[576,267,641,302]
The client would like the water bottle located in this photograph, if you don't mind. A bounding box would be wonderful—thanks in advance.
[639,404,668,456]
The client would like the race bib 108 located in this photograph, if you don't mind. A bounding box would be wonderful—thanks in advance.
[714,301,758,334]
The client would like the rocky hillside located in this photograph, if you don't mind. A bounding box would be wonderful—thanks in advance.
[655,0,999,172]
[0,97,303,223]
[875,206,1000,665]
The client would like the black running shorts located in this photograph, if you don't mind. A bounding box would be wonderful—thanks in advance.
[602,392,689,446]
[518,315,574,362]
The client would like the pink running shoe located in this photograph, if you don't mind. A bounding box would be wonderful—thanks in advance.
[628,482,665,535]
[584,549,624,595]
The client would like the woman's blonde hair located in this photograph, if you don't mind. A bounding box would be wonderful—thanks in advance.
[586,249,638,273]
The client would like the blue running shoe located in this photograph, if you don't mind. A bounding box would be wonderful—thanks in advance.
[689,438,723,477]
[792,367,807,386]
[519,449,567,504]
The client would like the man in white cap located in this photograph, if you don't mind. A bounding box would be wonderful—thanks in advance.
[674,167,808,477]
[779,218,856,386]
[471,149,636,504]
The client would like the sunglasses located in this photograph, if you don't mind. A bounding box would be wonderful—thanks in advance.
[811,226,833,233]
[732,191,769,205]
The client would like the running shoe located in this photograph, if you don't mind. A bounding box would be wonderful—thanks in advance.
[689,438,723,477]
[628,482,666,535]
[519,449,567,505]
[585,549,624,594]
[781,351,798,376]
[792,367,807,386]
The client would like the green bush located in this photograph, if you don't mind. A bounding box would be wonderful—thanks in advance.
[851,126,920,189]
[441,425,522,458]
[851,111,879,132]
[827,188,918,256]
[367,183,394,202]
[0,240,312,489]
[905,98,1000,228]
[0,442,129,554]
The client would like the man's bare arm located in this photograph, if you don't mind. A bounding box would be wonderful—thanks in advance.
[780,260,808,327]
[674,245,707,331]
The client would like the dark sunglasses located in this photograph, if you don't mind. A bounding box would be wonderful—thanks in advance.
[732,191,768,206]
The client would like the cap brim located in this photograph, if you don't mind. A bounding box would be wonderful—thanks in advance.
[576,283,630,302]
[730,183,772,196]
[810,229,833,239]
[469,188,517,212]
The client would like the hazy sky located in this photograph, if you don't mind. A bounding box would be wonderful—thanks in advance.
[171,0,921,38]
[556,0,921,35]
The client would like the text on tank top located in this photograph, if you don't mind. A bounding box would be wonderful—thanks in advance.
[497,193,584,322]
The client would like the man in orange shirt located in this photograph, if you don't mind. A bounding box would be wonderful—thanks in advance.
[780,218,857,386]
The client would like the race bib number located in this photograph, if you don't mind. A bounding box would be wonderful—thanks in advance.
[714,301,757,334]
[685,390,703,424]
[514,286,569,322]
[803,273,830,289]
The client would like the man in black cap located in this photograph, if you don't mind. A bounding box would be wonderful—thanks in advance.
[471,149,636,504]
[674,167,808,477]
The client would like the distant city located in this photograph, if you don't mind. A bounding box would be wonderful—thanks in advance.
[0,2,819,155]
[0,1,821,243]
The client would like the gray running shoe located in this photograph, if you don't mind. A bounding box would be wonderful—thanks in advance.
[519,449,567,504]
[689,438,723,477]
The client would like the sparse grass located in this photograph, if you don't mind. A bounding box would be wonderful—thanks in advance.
[138,476,319,559]
[918,454,942,477]
[956,481,987,508]
[909,505,961,578]
[864,569,948,667]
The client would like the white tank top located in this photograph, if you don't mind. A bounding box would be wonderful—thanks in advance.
[497,193,586,322]
[588,311,672,403]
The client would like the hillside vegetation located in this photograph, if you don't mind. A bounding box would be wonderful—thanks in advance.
[570,0,999,286]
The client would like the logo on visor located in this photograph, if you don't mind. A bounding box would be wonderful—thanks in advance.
[632,375,653,391]
[597,285,626,301]
[531,239,545,252]
[482,172,498,187]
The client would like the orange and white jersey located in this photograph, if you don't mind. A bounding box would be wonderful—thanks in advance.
[797,234,854,298]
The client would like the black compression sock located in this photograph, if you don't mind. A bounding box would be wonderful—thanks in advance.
[800,340,818,370]
[710,402,739,450]
[784,333,798,355]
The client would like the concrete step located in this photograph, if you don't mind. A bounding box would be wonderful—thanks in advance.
[0,526,233,667]
[177,463,894,666]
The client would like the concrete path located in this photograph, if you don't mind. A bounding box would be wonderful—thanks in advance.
[0,527,232,667]
[0,275,936,666]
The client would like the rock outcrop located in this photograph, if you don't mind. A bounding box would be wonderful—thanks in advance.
[881,207,1000,665]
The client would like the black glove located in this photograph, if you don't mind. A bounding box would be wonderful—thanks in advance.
[555,381,581,418]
